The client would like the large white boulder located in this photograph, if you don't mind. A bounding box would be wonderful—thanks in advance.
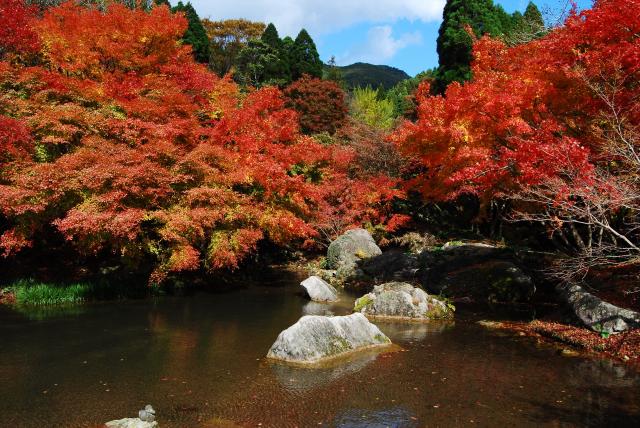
[300,276,339,302]
[267,313,391,364]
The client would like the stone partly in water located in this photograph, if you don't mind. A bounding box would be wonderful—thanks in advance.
[266,313,391,364]
[326,229,382,278]
[300,276,339,302]
[138,405,156,423]
[559,284,640,334]
[354,282,454,321]
[105,418,158,428]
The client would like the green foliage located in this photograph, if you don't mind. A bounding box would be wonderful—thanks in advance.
[236,39,289,87]
[386,69,435,118]
[203,19,266,77]
[235,22,324,88]
[290,29,323,80]
[331,62,410,90]
[435,0,506,92]
[351,86,395,130]
[172,1,210,63]
[524,1,544,27]
[261,23,283,49]
[323,56,346,88]
[354,294,373,312]
[8,279,92,306]
[434,0,544,93]
[236,23,291,86]
[505,2,547,45]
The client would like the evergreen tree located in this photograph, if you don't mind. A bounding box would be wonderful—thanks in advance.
[290,29,323,80]
[434,0,545,93]
[506,2,546,45]
[524,1,544,28]
[236,39,289,87]
[434,0,508,93]
[324,56,346,88]
[244,23,290,85]
[172,2,210,63]
[261,23,283,50]
[282,35,295,77]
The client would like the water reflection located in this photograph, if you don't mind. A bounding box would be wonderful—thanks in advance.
[570,359,640,388]
[11,304,87,321]
[302,301,335,316]
[268,350,381,391]
[376,320,455,341]
[335,407,417,428]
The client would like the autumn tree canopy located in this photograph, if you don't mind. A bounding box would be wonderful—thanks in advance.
[394,0,640,280]
[0,0,401,283]
[203,18,266,77]
[284,75,348,135]
[434,0,544,93]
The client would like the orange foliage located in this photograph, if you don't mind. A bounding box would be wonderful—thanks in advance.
[393,0,640,204]
[0,1,400,283]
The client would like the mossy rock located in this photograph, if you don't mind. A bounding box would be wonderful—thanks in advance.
[354,282,454,322]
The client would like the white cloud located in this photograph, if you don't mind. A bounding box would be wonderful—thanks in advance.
[340,26,423,65]
[189,0,446,37]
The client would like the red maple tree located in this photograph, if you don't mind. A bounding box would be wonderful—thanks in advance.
[0,1,400,283]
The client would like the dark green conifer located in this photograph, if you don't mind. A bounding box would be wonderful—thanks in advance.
[261,23,283,50]
[434,0,508,93]
[524,1,544,28]
[290,29,323,80]
[172,2,210,63]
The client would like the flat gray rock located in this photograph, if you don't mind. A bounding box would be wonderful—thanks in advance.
[267,313,391,364]
[327,229,382,277]
[354,282,454,321]
[105,418,157,428]
[301,276,338,302]
[559,284,640,334]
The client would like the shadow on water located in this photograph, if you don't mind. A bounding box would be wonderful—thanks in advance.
[0,274,639,427]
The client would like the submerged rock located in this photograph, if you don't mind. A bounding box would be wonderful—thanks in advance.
[327,229,382,278]
[354,282,454,321]
[105,418,157,428]
[266,313,391,364]
[559,284,640,334]
[300,276,339,302]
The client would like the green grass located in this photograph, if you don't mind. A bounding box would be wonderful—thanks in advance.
[7,279,93,306]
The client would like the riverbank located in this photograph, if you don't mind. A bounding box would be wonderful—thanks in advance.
[479,319,640,368]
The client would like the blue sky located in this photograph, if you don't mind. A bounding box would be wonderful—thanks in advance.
[185,0,594,77]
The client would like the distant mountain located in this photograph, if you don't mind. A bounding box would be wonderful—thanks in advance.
[328,62,411,90]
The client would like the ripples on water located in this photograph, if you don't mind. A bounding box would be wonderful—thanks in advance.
[0,275,639,427]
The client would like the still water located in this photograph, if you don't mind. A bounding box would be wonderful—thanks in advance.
[1,273,639,427]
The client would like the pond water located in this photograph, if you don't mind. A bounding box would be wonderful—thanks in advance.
[1,271,639,427]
